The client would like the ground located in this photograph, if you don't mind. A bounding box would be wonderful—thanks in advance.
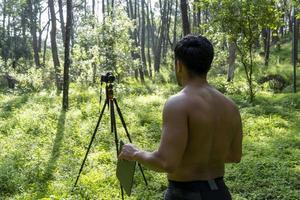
[0,82,299,199]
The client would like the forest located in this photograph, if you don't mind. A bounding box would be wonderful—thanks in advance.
[0,0,300,199]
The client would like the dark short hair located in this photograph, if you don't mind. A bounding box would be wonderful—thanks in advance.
[174,35,214,76]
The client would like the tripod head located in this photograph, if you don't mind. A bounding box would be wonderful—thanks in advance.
[101,72,116,84]
[100,72,116,103]
[106,83,114,100]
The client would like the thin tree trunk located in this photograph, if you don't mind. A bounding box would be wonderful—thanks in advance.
[136,0,144,82]
[149,1,156,55]
[58,0,66,43]
[2,0,6,31]
[102,0,105,22]
[84,0,87,17]
[146,0,152,78]
[92,0,96,84]
[263,28,271,66]
[63,0,72,111]
[227,40,237,82]
[162,0,172,61]
[43,23,50,66]
[141,0,147,79]
[180,0,190,35]
[292,7,298,93]
[38,9,42,53]
[172,0,178,48]
[28,0,40,68]
[49,0,62,93]
[154,0,167,72]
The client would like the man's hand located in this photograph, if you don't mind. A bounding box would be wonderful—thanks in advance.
[118,144,139,161]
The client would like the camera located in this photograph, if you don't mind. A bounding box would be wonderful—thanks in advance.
[101,72,116,83]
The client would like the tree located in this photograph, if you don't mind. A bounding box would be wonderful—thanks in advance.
[58,0,65,43]
[200,0,282,101]
[180,0,190,35]
[125,0,145,82]
[49,0,62,93]
[27,0,40,68]
[292,6,298,93]
[62,0,72,111]
[140,0,147,80]
[154,0,168,73]
[227,37,237,82]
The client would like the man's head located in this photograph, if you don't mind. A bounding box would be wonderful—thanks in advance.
[174,35,214,85]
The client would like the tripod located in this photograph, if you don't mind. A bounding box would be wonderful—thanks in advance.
[72,83,148,199]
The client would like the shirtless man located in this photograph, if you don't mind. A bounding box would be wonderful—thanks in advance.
[118,35,243,200]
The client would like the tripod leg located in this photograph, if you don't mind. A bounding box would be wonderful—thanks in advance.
[113,98,148,186]
[121,185,125,200]
[110,99,120,154]
[72,100,108,191]
[110,99,124,199]
[113,98,132,143]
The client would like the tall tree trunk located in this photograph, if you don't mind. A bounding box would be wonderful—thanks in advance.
[180,0,190,35]
[154,0,167,72]
[146,0,152,78]
[102,0,105,22]
[2,0,6,30]
[43,23,50,66]
[149,1,156,56]
[141,0,147,80]
[136,0,145,82]
[162,0,172,61]
[21,8,27,42]
[92,0,95,16]
[63,0,72,111]
[38,9,42,53]
[172,0,178,48]
[84,0,87,17]
[92,0,97,84]
[288,9,293,33]
[49,0,62,93]
[292,7,298,93]
[28,0,40,68]
[193,0,201,33]
[263,28,271,66]
[227,40,237,82]
[58,0,66,43]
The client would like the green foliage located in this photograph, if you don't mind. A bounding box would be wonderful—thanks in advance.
[72,7,137,84]
[198,0,283,102]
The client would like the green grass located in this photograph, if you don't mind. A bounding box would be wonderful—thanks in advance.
[0,83,299,200]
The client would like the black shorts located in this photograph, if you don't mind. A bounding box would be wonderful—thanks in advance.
[164,177,232,200]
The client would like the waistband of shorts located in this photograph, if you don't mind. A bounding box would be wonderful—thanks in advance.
[168,177,225,191]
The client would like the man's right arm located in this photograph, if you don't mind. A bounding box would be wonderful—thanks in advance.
[225,108,243,163]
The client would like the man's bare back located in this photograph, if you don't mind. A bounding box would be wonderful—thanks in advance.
[167,84,242,181]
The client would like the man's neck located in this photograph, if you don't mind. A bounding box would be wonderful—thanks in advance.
[182,74,208,88]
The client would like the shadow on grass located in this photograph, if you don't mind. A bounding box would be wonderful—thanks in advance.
[36,111,66,198]
[0,95,29,119]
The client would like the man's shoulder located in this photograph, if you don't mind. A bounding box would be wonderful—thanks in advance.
[209,86,239,110]
[164,93,189,112]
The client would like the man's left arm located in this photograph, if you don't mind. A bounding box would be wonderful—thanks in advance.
[118,95,188,173]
